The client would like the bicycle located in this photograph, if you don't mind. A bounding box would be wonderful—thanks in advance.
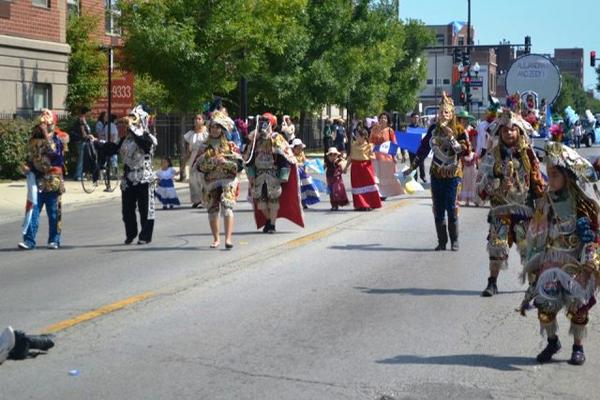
[81,139,119,193]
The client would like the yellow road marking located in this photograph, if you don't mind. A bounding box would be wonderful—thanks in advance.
[286,227,338,249]
[41,292,156,334]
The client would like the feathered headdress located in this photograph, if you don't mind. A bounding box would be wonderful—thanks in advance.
[210,110,234,133]
[488,108,533,137]
[506,93,521,114]
[439,91,455,114]
[545,141,597,184]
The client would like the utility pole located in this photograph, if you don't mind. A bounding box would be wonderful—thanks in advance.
[465,0,472,112]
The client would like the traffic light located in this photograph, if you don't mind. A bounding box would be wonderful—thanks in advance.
[592,51,596,67]
[462,51,470,67]
[524,36,531,54]
[453,47,462,64]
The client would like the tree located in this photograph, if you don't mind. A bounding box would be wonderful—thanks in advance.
[554,74,592,115]
[134,73,172,114]
[65,14,106,113]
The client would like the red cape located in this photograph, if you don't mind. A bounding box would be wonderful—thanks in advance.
[253,164,305,229]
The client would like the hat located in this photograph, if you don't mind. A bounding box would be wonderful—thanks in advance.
[262,112,277,128]
[210,110,234,133]
[488,108,533,137]
[326,147,341,156]
[439,91,455,114]
[456,110,475,121]
[291,138,305,149]
[545,141,597,183]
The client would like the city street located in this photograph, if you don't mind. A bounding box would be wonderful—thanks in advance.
[1,169,600,399]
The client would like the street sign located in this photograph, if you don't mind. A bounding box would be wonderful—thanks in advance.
[93,69,135,118]
[505,54,561,105]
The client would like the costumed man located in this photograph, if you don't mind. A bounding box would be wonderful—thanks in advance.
[119,104,158,245]
[0,326,54,364]
[245,113,303,233]
[520,142,600,365]
[405,92,471,251]
[19,109,68,250]
[195,111,243,249]
[476,108,546,297]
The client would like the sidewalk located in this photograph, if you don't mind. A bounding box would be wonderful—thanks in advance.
[0,179,189,225]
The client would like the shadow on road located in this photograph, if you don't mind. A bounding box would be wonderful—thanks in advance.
[354,286,523,296]
[173,230,293,237]
[375,353,541,371]
[329,244,433,252]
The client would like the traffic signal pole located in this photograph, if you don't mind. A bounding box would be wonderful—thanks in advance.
[466,0,471,112]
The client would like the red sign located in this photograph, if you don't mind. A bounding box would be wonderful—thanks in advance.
[93,69,135,118]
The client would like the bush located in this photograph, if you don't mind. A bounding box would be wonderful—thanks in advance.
[0,118,33,179]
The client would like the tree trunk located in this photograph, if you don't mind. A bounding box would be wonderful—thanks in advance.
[179,113,188,182]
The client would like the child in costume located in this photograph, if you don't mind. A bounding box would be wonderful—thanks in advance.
[325,147,349,211]
[155,157,180,209]
[476,108,545,296]
[345,127,381,211]
[291,138,320,209]
[460,150,478,206]
[520,142,600,366]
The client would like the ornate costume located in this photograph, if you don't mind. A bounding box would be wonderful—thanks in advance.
[292,139,321,208]
[410,93,470,250]
[476,108,545,296]
[520,142,600,365]
[245,114,303,233]
[195,112,242,222]
[119,104,158,245]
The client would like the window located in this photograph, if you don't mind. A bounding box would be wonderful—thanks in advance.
[457,36,464,46]
[435,34,445,46]
[32,0,49,8]
[67,0,78,16]
[426,79,433,85]
[443,78,450,85]
[33,84,51,111]
[105,0,121,35]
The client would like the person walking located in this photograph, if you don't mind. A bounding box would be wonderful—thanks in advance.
[155,157,181,209]
[370,111,404,200]
[408,112,426,183]
[332,118,347,157]
[325,147,349,211]
[185,114,208,208]
[281,115,296,144]
[322,117,333,155]
[18,109,67,250]
[573,121,583,149]
[345,127,382,211]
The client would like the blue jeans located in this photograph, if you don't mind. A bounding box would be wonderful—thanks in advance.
[23,191,61,247]
[430,176,461,224]
[74,142,84,179]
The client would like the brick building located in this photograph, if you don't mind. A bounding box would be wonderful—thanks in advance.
[553,48,584,88]
[0,0,121,116]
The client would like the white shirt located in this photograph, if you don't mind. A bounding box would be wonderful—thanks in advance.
[184,129,208,165]
[476,120,490,155]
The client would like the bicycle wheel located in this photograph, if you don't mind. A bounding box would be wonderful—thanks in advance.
[81,171,98,193]
[104,164,119,192]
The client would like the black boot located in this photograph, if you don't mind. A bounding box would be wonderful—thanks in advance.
[435,222,448,251]
[448,219,459,251]
[26,333,54,351]
[569,344,585,366]
[481,277,498,297]
[266,223,276,234]
[263,220,271,233]
[536,337,561,363]
[8,331,55,360]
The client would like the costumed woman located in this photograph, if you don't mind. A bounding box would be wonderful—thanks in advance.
[345,126,382,211]
[405,93,471,251]
[119,104,158,245]
[185,113,208,208]
[245,113,303,233]
[325,147,349,211]
[291,138,320,209]
[520,142,600,366]
[195,111,243,249]
[369,112,404,200]
[476,108,545,296]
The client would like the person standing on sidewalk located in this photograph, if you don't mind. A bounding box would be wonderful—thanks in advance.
[72,106,93,180]
[19,109,68,250]
[185,113,208,208]
[119,105,158,245]
[322,117,333,155]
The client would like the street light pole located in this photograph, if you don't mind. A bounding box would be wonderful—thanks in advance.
[107,46,112,127]
[465,0,472,112]
[434,51,438,108]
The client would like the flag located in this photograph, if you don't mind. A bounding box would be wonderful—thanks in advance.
[395,128,426,154]
[304,158,325,175]
[312,178,329,194]
[373,141,400,156]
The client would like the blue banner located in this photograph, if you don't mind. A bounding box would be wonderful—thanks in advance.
[395,127,427,154]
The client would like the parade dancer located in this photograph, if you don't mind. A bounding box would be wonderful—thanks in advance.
[520,142,600,365]
[476,108,545,296]
[195,111,243,249]
[325,147,349,211]
[245,113,303,233]
[345,127,381,211]
[405,93,470,251]
[18,109,68,250]
[119,105,157,245]
[369,112,404,200]
[155,157,181,209]
[292,138,320,209]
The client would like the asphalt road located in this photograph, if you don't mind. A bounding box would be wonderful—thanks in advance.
[1,175,600,399]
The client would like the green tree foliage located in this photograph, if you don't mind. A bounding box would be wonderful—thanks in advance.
[0,119,33,179]
[553,74,598,115]
[134,73,172,114]
[66,14,106,113]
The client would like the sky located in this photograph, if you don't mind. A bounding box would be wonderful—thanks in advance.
[400,0,599,94]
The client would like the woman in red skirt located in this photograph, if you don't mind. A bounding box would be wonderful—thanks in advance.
[325,147,349,211]
[344,127,382,211]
